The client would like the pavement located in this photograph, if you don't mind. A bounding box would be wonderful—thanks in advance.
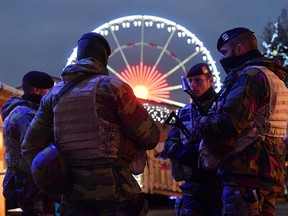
[146,194,288,216]
[5,195,288,215]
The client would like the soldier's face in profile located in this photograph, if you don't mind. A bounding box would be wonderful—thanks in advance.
[188,74,213,97]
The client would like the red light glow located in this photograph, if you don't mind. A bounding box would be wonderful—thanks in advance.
[116,62,170,102]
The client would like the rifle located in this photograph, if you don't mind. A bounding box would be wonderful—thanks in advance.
[164,110,200,166]
[164,111,193,143]
[181,75,206,115]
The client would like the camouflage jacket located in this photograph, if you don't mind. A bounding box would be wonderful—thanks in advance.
[22,58,160,201]
[1,95,41,202]
[164,86,217,182]
[1,96,39,172]
[199,52,288,192]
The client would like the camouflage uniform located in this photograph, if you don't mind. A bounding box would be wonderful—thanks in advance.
[1,96,55,215]
[199,50,288,215]
[164,86,222,216]
[22,58,160,216]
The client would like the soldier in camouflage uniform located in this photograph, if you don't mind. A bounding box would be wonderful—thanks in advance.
[163,63,222,216]
[1,71,55,216]
[198,27,288,215]
[22,32,160,216]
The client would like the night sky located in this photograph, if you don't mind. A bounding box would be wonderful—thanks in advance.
[0,0,287,94]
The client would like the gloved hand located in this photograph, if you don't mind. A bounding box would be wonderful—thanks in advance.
[191,115,204,140]
[176,143,199,168]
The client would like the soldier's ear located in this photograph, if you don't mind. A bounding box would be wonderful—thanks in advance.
[33,87,40,95]
[235,43,245,56]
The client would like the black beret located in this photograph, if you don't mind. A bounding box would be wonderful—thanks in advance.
[187,63,212,78]
[217,27,254,51]
[77,32,111,56]
[22,71,54,89]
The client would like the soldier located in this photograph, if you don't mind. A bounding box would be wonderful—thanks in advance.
[164,63,222,216]
[199,27,288,215]
[1,71,55,216]
[22,32,160,216]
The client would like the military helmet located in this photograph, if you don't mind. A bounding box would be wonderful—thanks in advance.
[31,144,74,195]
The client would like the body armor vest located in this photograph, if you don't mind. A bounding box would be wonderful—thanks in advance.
[227,66,288,155]
[252,66,288,137]
[51,75,122,162]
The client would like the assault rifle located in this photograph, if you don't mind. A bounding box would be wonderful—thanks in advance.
[164,111,200,167]
[181,75,206,115]
[164,111,193,143]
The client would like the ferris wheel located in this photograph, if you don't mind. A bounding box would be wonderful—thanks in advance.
[66,15,222,107]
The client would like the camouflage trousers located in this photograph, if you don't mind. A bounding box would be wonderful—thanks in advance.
[222,185,277,216]
[62,194,148,216]
[174,181,222,216]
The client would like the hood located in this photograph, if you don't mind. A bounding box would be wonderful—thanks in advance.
[1,96,31,120]
[61,58,109,81]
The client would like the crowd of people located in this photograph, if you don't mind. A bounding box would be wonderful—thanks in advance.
[1,27,288,216]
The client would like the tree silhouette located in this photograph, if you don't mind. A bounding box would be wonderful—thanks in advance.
[261,8,288,67]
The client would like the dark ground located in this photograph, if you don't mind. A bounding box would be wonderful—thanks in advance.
[146,194,288,216]
[6,195,288,216]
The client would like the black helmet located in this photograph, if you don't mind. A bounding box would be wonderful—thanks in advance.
[31,144,74,195]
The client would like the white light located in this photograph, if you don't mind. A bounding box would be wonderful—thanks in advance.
[157,22,165,29]
[122,22,130,28]
[133,85,149,99]
[133,20,141,27]
[145,20,152,27]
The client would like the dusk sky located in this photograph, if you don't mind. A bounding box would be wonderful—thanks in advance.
[0,0,287,100]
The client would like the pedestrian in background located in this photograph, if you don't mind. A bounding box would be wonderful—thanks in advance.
[164,63,222,216]
[22,32,160,216]
[199,27,288,215]
[1,71,55,216]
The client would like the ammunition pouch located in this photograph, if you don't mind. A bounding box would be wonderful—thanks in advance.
[198,140,221,171]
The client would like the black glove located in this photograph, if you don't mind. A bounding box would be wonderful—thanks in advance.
[177,143,199,168]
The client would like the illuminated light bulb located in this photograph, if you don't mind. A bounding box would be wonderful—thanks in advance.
[272,50,278,55]
[133,85,149,99]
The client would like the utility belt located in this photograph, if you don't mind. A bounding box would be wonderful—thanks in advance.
[68,157,119,167]
[228,185,261,203]
[223,186,262,216]
[242,189,261,204]
[234,189,262,216]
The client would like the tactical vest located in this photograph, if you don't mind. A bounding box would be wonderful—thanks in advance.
[252,66,288,137]
[51,75,122,162]
[227,66,288,155]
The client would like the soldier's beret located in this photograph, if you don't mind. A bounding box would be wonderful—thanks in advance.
[217,27,254,51]
[22,71,54,89]
[187,63,212,78]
